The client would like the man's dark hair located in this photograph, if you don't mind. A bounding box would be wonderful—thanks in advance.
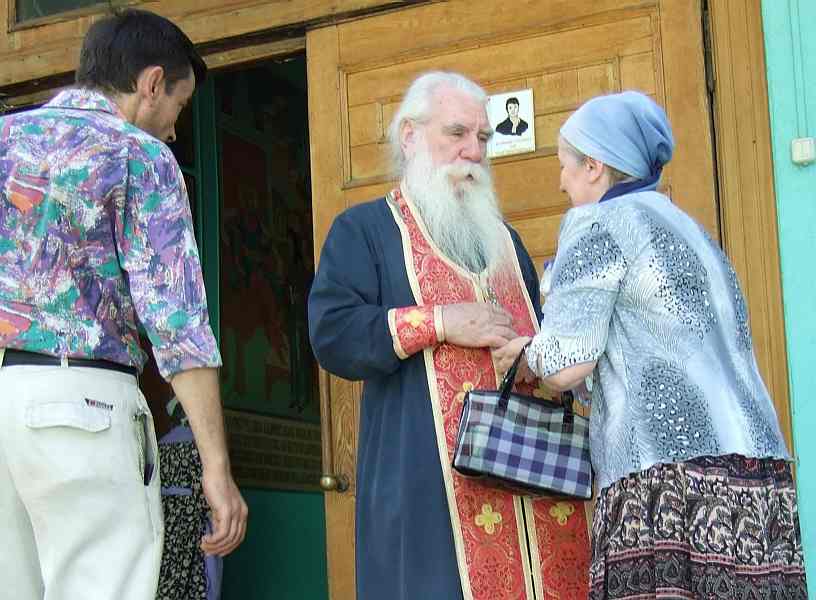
[505,97,520,111]
[76,9,206,94]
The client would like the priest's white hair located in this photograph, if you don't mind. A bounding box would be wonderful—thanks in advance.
[387,71,488,175]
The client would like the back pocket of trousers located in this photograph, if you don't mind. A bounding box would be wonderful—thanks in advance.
[24,400,115,484]
[26,401,111,433]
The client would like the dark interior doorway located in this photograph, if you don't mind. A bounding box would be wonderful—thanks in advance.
[141,52,328,600]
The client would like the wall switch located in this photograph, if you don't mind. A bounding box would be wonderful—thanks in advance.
[791,137,815,165]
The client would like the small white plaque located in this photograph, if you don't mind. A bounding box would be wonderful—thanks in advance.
[487,89,536,159]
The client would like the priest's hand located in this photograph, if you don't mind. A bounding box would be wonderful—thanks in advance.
[442,302,516,349]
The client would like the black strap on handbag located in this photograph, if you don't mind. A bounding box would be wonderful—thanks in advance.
[497,343,574,419]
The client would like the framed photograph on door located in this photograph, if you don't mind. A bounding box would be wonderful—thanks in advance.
[487,89,536,158]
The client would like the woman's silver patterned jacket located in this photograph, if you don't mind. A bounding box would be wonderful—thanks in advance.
[526,192,790,490]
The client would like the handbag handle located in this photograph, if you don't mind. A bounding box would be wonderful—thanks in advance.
[497,342,530,410]
[497,342,575,414]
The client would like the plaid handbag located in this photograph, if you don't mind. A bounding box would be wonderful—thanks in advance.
[452,347,593,499]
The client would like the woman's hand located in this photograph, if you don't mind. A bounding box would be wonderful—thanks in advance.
[492,336,532,377]
[515,356,537,384]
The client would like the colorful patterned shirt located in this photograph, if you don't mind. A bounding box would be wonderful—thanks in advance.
[0,88,221,379]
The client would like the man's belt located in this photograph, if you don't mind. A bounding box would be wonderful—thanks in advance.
[1,348,138,377]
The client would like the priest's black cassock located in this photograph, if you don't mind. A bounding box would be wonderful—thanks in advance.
[308,197,541,600]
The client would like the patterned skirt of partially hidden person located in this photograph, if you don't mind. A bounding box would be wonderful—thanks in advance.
[589,453,808,600]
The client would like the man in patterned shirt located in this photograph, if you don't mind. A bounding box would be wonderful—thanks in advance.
[0,10,247,600]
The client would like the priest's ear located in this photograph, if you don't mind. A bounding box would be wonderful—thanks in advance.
[400,118,419,162]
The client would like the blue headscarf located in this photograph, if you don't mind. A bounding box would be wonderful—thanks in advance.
[559,91,674,200]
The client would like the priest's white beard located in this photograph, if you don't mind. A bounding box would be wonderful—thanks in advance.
[402,144,506,273]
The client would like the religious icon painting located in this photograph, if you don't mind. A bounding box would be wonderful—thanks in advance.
[487,88,536,159]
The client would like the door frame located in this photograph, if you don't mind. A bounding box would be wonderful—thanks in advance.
[706,0,791,444]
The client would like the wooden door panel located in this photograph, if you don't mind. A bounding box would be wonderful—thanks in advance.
[336,14,714,251]
[335,0,653,66]
[342,18,651,188]
[511,216,564,267]
[342,18,651,111]
[309,2,717,597]
[621,52,658,93]
[343,182,395,207]
[492,156,567,215]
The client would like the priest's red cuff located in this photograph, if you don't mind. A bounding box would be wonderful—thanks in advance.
[387,305,445,359]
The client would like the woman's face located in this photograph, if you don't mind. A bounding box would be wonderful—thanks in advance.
[557,141,598,207]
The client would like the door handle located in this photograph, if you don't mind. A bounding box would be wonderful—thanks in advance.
[320,473,349,492]
[319,368,349,493]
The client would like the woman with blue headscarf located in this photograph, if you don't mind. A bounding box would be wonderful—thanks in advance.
[494,91,807,599]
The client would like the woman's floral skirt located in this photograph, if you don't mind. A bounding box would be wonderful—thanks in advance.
[589,454,808,599]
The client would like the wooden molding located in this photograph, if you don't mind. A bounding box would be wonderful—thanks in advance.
[307,23,358,600]
[0,34,306,109]
[0,0,415,90]
[202,36,305,71]
[0,83,67,111]
[7,2,107,33]
[707,0,792,446]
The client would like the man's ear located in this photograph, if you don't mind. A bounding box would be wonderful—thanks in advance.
[135,66,166,103]
[400,120,418,161]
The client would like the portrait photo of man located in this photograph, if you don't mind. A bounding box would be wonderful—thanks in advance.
[486,89,536,158]
[495,96,528,136]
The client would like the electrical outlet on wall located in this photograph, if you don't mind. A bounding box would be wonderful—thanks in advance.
[791,137,815,166]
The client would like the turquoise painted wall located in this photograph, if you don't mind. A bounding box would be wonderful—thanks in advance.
[222,489,328,600]
[761,0,816,583]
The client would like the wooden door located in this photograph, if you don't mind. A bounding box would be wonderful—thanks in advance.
[307,1,716,597]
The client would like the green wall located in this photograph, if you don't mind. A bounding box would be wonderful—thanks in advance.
[222,490,328,600]
[761,0,816,582]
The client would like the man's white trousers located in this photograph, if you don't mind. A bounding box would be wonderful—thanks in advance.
[0,362,163,600]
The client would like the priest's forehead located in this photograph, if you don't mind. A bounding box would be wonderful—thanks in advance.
[427,85,492,138]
